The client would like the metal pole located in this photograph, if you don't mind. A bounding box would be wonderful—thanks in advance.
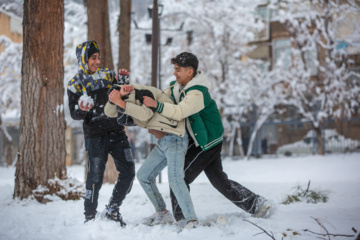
[151,0,159,88]
[151,0,161,183]
[158,19,162,183]
[158,20,161,90]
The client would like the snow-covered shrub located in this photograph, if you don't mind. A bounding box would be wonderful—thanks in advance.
[33,177,84,203]
[282,181,329,204]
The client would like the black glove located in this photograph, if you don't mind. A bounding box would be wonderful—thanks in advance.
[134,89,156,112]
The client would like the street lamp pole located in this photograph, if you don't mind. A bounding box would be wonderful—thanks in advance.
[151,0,159,88]
[158,15,162,89]
[133,2,182,89]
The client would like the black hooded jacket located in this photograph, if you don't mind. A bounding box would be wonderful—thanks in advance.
[67,40,133,137]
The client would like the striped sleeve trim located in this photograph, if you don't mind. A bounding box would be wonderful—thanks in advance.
[156,102,164,113]
[203,136,223,150]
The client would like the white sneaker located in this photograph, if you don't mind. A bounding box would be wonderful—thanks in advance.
[177,219,199,230]
[252,198,275,219]
[142,210,174,226]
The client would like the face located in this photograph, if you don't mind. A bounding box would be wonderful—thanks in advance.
[88,52,100,74]
[173,64,193,86]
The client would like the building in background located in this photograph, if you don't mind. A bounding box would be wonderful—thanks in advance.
[230,0,360,157]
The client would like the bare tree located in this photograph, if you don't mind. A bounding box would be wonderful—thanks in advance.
[0,36,22,166]
[118,0,131,71]
[14,0,66,199]
[85,0,114,70]
[279,0,360,155]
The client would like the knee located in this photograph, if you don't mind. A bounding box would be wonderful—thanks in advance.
[118,169,135,183]
[168,174,183,189]
[129,170,136,179]
[136,168,154,184]
[136,168,146,183]
[87,172,103,184]
[126,164,136,179]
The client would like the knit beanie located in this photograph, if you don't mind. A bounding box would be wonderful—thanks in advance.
[88,42,100,58]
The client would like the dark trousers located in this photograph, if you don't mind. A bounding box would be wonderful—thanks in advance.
[171,139,260,221]
[84,132,135,216]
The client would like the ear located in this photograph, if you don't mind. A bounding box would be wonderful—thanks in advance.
[187,68,194,77]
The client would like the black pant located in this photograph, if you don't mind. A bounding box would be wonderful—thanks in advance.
[170,139,260,221]
[84,132,135,217]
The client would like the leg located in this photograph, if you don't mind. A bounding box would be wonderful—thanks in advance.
[171,139,213,221]
[137,143,168,212]
[108,132,135,208]
[165,133,197,222]
[84,136,108,218]
[203,142,260,214]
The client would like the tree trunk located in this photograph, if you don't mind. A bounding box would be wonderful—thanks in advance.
[314,126,325,155]
[86,0,114,70]
[4,135,13,166]
[118,0,131,71]
[237,127,245,158]
[86,0,117,184]
[14,0,66,200]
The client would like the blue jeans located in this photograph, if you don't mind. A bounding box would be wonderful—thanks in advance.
[137,133,197,222]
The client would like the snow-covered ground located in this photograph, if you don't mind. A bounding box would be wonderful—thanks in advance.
[0,154,359,240]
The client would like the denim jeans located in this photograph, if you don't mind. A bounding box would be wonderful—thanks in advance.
[137,132,197,222]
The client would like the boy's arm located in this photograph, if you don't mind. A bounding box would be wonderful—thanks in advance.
[67,89,93,123]
[143,90,205,121]
[104,100,118,118]
[109,89,127,109]
[105,84,132,118]
[124,102,155,121]
[107,86,155,121]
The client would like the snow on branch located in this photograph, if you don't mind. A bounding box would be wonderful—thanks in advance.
[0,35,22,116]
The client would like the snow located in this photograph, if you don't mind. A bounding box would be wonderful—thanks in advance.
[79,94,94,108]
[1,154,360,240]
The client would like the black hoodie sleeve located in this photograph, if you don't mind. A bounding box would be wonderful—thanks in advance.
[67,89,92,123]
[117,112,136,126]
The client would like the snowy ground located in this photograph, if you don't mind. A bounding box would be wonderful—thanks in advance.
[0,154,360,240]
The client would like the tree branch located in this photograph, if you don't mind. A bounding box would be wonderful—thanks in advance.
[302,217,355,239]
[243,219,277,240]
[303,180,311,197]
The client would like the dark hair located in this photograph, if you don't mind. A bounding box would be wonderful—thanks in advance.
[171,52,198,77]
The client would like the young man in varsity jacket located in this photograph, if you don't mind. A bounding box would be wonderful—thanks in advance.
[143,52,274,222]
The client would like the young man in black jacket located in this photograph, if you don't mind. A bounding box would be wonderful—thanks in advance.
[67,40,135,226]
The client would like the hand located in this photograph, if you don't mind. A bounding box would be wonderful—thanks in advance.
[120,85,134,96]
[78,100,93,111]
[118,68,130,76]
[109,90,121,105]
[115,68,130,82]
[143,96,158,108]
[148,129,167,139]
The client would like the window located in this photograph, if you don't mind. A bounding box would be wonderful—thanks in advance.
[304,47,318,76]
[273,39,292,70]
[253,6,270,41]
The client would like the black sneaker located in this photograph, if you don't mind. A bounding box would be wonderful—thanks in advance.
[84,213,96,223]
[105,205,126,227]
